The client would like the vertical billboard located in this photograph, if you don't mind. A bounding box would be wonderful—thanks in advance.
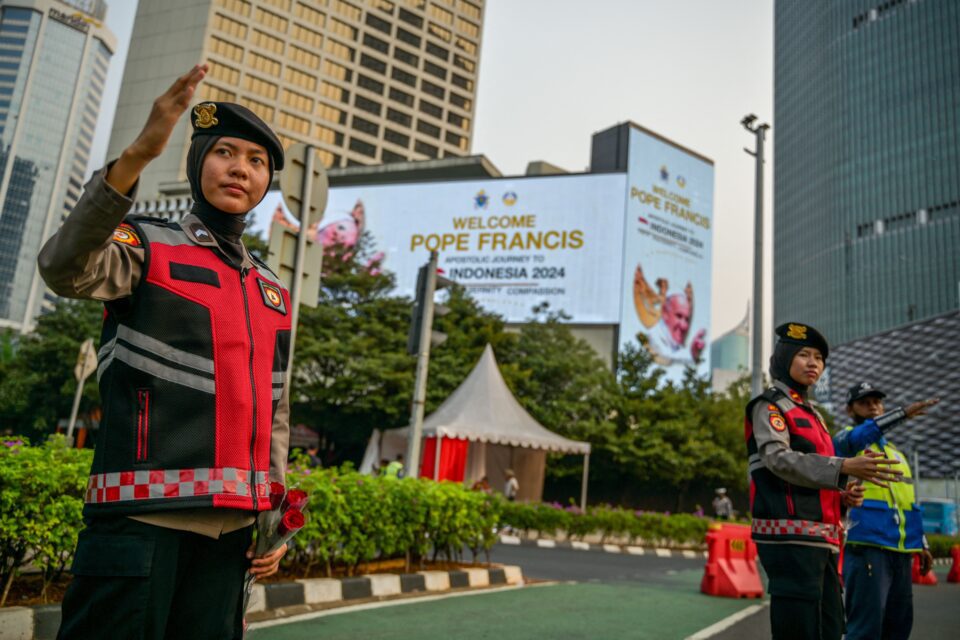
[618,127,714,380]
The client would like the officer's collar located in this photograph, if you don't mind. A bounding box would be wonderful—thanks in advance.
[181,213,256,269]
[773,379,809,406]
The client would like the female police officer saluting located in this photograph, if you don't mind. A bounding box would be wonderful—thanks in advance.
[39,65,291,639]
[745,323,903,640]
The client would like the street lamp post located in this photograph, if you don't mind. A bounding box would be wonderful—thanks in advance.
[742,114,770,398]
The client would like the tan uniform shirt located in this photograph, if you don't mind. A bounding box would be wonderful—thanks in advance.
[38,166,290,538]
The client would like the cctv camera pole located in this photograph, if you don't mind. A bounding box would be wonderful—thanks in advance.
[405,251,440,479]
[743,115,770,398]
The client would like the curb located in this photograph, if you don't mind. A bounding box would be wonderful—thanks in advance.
[498,534,707,559]
[0,566,523,639]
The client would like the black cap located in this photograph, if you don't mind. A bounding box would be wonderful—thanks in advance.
[846,381,886,406]
[190,102,284,171]
[774,322,829,360]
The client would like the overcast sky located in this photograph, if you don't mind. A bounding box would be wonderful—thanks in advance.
[91,0,775,341]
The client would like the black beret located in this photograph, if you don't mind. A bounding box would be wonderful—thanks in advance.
[846,381,886,406]
[774,322,829,360]
[190,102,284,171]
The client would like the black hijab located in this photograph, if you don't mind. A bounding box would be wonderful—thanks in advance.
[768,340,809,397]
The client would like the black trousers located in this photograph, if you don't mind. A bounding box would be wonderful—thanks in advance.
[757,543,844,640]
[58,516,252,640]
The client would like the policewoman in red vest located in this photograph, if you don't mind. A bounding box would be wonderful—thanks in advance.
[39,66,291,639]
[745,323,903,640]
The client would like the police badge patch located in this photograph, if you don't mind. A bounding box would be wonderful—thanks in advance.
[193,103,219,129]
[258,280,286,315]
[769,412,787,432]
[111,223,141,247]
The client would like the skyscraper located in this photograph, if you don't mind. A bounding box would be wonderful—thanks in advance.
[0,0,115,332]
[773,0,960,345]
[108,0,484,199]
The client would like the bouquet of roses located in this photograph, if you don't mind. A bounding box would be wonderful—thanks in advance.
[242,482,309,615]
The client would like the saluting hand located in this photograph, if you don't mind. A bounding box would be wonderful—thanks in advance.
[905,397,939,419]
[840,449,903,488]
[106,64,208,195]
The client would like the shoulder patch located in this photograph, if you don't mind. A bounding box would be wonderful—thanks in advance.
[767,404,779,412]
[769,412,787,432]
[112,223,141,247]
[258,279,287,315]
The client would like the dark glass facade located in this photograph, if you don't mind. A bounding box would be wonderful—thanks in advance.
[773,0,960,345]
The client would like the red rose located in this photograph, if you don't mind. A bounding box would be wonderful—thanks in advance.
[283,489,308,511]
[277,509,305,536]
[269,482,285,510]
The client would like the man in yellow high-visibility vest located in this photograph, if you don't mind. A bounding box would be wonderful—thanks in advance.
[833,382,938,640]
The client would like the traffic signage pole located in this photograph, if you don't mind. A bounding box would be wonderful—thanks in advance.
[67,338,97,441]
[405,251,440,478]
[286,144,316,386]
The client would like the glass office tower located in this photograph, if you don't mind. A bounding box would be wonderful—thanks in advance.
[774,0,960,344]
[0,0,114,332]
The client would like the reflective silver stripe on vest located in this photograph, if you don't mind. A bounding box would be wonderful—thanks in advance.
[139,222,197,247]
[272,372,285,384]
[97,337,117,382]
[748,453,764,473]
[114,344,215,394]
[117,325,214,374]
[751,518,840,542]
[85,467,270,504]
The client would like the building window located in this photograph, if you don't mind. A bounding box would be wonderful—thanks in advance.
[214,0,251,17]
[247,51,281,76]
[252,30,285,55]
[201,83,237,102]
[209,36,243,62]
[212,13,247,39]
[332,0,362,21]
[393,46,419,67]
[349,137,377,158]
[445,130,467,150]
[455,36,476,55]
[288,44,320,69]
[428,23,451,42]
[421,79,444,99]
[320,81,349,103]
[388,86,414,106]
[427,4,453,25]
[366,13,392,36]
[398,8,424,28]
[382,149,405,163]
[324,39,355,62]
[449,92,471,110]
[209,61,240,86]
[282,88,313,113]
[370,0,395,13]
[244,75,279,99]
[386,107,412,127]
[261,0,291,11]
[240,96,275,121]
[358,53,386,75]
[322,59,352,82]
[455,17,479,39]
[416,119,440,138]
[291,23,323,49]
[415,140,438,158]
[458,0,480,21]
[419,99,442,119]
[391,66,416,87]
[294,1,325,28]
[352,115,379,137]
[451,73,473,91]
[355,94,383,116]
[425,41,449,61]
[314,124,343,146]
[278,111,311,135]
[384,127,409,147]
[254,7,288,32]
[357,74,385,94]
[284,67,318,91]
[329,17,358,41]
[424,60,446,80]
[317,102,346,125]
[453,54,477,73]
[363,32,389,54]
[396,27,421,48]
[447,111,469,129]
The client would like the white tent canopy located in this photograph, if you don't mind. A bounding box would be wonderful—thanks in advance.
[415,344,591,455]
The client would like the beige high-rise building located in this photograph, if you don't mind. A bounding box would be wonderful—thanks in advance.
[107,0,484,198]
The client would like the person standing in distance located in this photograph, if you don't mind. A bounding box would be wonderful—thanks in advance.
[833,382,938,640]
[39,65,292,639]
[745,323,903,640]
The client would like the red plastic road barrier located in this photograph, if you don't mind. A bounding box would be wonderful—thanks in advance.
[912,553,938,586]
[948,545,960,583]
[700,522,764,598]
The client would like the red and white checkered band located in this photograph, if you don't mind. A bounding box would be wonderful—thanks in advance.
[85,468,270,504]
[751,518,840,542]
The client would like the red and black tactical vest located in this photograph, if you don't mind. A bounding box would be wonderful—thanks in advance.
[745,387,842,547]
[85,216,291,516]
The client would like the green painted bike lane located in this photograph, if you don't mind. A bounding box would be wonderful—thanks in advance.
[248,570,758,640]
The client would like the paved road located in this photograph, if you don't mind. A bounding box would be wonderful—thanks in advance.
[250,545,960,639]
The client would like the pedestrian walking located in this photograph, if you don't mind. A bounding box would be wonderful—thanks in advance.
[745,323,903,640]
[712,488,733,519]
[504,469,519,501]
[833,382,938,640]
[38,65,291,639]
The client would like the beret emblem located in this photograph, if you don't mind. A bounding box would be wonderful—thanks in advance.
[193,103,219,129]
[786,323,807,340]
